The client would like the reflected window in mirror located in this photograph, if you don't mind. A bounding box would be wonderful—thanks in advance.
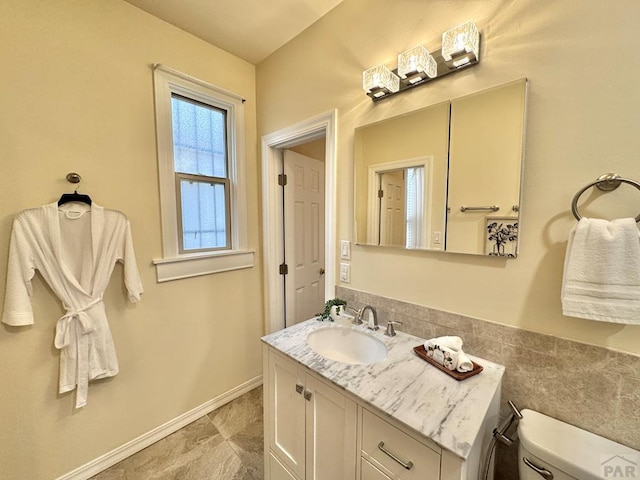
[405,166,425,249]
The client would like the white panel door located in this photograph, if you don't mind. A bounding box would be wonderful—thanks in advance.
[379,170,405,247]
[284,150,325,326]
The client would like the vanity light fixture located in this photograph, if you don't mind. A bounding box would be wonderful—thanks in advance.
[363,64,400,98]
[398,45,437,84]
[442,20,480,67]
[363,20,480,101]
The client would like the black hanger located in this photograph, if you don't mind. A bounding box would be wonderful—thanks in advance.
[58,190,92,206]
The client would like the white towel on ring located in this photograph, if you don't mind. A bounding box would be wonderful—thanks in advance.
[561,217,640,324]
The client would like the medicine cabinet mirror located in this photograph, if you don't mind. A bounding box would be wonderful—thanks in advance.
[354,78,527,256]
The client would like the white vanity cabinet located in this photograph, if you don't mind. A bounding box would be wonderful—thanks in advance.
[262,320,504,480]
[264,347,357,480]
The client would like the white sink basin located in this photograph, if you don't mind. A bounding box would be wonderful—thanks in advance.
[306,327,388,364]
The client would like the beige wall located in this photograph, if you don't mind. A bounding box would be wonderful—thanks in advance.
[289,138,326,162]
[0,1,263,478]
[257,0,640,354]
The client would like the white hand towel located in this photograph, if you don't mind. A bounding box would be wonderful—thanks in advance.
[456,351,474,372]
[423,335,463,351]
[424,341,459,371]
[424,338,474,372]
[562,218,640,324]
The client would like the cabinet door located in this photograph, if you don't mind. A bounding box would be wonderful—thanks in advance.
[269,352,306,479]
[269,451,299,480]
[305,374,357,480]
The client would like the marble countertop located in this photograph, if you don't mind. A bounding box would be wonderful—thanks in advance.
[261,318,505,460]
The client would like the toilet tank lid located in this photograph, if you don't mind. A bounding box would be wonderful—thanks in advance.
[518,409,639,480]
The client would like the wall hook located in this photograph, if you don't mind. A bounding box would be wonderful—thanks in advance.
[66,172,81,184]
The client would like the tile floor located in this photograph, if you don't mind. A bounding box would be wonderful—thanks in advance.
[91,386,263,480]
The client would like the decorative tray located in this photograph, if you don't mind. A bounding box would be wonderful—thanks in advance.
[412,345,483,381]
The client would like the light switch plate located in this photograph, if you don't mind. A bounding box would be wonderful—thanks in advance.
[340,240,351,260]
[339,263,351,283]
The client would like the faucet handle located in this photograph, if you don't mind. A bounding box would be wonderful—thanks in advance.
[385,321,402,337]
[345,306,363,325]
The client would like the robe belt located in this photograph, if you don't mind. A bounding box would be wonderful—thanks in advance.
[54,296,104,409]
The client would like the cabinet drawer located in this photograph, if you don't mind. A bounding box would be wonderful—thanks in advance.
[361,457,392,480]
[361,409,440,480]
[360,458,391,480]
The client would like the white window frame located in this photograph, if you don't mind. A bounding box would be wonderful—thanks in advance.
[152,64,254,282]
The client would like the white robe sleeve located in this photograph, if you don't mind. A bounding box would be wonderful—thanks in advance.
[120,219,143,303]
[2,217,36,326]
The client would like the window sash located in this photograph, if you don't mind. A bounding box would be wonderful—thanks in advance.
[171,93,228,178]
[175,173,231,253]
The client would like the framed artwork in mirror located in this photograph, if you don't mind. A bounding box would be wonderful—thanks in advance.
[484,216,518,257]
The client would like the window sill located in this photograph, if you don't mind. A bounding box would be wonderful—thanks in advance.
[153,249,255,282]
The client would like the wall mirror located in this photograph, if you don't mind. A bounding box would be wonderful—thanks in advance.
[354,78,527,257]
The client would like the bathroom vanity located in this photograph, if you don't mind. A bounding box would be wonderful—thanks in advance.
[262,319,505,480]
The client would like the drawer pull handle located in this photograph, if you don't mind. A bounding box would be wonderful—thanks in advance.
[295,384,304,394]
[523,457,554,480]
[304,390,312,401]
[377,441,414,470]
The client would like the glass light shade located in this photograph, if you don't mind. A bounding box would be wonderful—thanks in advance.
[397,45,437,80]
[363,65,400,97]
[442,21,479,62]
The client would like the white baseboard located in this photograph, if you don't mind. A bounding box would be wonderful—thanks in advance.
[55,375,263,480]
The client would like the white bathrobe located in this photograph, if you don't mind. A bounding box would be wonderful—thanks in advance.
[2,202,143,408]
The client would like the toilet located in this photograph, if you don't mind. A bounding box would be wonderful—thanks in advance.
[517,409,639,480]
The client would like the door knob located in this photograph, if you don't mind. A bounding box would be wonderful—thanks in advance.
[319,268,325,275]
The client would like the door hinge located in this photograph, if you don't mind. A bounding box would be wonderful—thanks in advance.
[278,173,288,186]
[378,189,384,198]
[279,263,289,275]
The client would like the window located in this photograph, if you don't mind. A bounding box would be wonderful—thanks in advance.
[152,65,254,282]
[405,166,424,249]
[172,94,230,252]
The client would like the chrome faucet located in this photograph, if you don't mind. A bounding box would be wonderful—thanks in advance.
[361,305,379,331]
[344,305,378,330]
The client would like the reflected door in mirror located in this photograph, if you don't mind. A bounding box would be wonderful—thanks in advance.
[379,170,406,247]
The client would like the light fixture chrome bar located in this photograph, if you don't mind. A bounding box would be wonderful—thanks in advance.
[366,40,480,101]
[460,205,499,212]
[364,21,480,102]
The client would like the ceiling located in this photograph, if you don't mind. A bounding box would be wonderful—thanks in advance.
[124,0,345,65]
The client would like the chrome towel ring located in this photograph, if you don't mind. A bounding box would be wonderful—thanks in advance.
[571,173,640,222]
